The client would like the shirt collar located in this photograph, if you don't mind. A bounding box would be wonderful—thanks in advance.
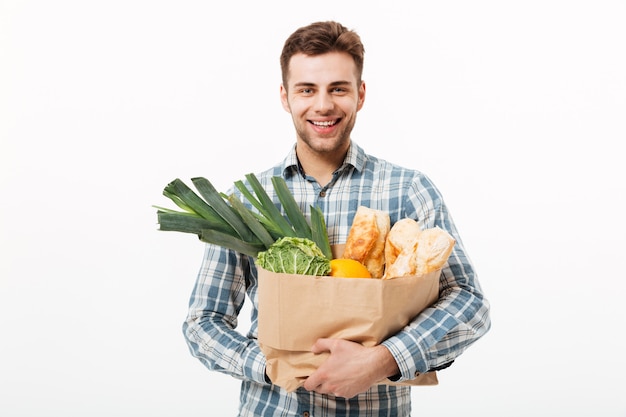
[281,140,367,179]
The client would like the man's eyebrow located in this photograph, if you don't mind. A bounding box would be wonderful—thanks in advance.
[293,82,316,88]
[329,80,352,87]
[292,80,353,88]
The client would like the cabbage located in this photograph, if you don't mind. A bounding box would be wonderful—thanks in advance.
[257,237,331,276]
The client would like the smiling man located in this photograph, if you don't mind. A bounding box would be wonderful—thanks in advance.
[183,21,491,416]
[280,51,365,186]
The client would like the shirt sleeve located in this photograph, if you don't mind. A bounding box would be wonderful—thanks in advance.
[381,173,491,380]
[182,243,268,384]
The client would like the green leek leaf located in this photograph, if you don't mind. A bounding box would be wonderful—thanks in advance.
[157,211,235,236]
[191,177,255,242]
[271,176,312,240]
[244,174,296,237]
[310,206,332,259]
[199,229,264,258]
[163,179,231,230]
[227,194,275,249]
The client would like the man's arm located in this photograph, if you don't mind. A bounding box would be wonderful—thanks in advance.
[182,244,268,384]
[303,172,491,396]
[382,263,491,380]
[381,173,491,380]
[302,243,490,397]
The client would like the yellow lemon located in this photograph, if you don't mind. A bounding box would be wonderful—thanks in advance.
[329,259,372,278]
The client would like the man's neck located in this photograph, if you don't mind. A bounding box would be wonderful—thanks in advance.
[296,144,348,187]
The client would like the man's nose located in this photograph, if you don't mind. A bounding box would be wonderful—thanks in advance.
[314,91,333,112]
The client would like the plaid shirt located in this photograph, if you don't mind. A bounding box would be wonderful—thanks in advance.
[183,141,491,417]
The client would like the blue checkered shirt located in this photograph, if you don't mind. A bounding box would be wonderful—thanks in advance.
[183,141,491,416]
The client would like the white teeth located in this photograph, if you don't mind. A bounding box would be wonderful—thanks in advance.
[312,120,336,127]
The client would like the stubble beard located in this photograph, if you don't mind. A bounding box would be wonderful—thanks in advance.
[295,114,356,156]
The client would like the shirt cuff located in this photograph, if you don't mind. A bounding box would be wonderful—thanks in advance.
[381,336,429,382]
[243,341,269,384]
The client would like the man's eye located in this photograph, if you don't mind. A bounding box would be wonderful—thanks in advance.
[332,88,347,93]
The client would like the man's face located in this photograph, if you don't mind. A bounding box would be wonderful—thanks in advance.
[280,52,365,156]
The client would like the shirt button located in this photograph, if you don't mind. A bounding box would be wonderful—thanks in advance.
[303,412,310,417]
[319,191,326,197]
[415,371,420,377]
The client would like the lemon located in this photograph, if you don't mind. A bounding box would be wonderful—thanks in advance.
[329,259,372,279]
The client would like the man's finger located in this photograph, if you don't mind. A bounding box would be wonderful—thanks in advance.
[310,338,332,354]
[303,373,321,391]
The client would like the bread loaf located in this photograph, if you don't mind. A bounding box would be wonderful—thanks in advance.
[343,209,456,279]
[383,218,422,268]
[383,220,456,279]
[414,226,456,276]
[342,206,390,278]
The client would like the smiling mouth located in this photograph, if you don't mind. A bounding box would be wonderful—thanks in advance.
[310,119,340,127]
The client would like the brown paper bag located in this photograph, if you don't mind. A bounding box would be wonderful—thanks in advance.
[257,253,441,392]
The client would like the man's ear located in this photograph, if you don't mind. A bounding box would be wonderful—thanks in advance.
[357,81,366,111]
[280,84,291,113]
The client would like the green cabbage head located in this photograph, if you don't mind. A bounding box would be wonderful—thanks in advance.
[257,237,331,276]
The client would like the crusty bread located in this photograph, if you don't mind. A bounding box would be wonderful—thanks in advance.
[342,206,390,278]
[344,209,455,279]
[384,218,422,268]
[342,207,377,263]
[382,239,418,279]
[383,222,456,279]
[363,208,390,278]
[414,226,456,276]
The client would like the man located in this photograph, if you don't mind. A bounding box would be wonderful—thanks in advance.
[183,21,491,416]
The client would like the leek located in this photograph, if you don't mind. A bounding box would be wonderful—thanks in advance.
[155,173,332,259]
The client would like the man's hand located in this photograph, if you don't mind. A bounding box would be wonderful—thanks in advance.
[302,338,400,398]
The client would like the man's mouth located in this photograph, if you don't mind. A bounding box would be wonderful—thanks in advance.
[310,119,340,127]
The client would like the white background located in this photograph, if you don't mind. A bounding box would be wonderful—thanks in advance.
[1,1,625,416]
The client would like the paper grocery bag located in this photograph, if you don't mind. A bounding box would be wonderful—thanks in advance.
[257,257,441,392]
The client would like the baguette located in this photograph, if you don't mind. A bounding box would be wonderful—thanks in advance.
[414,226,456,276]
[344,209,456,279]
[384,218,422,268]
[383,221,456,279]
[342,206,390,278]
[382,218,421,279]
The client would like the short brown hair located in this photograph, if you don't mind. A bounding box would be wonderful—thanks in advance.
[280,21,365,88]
